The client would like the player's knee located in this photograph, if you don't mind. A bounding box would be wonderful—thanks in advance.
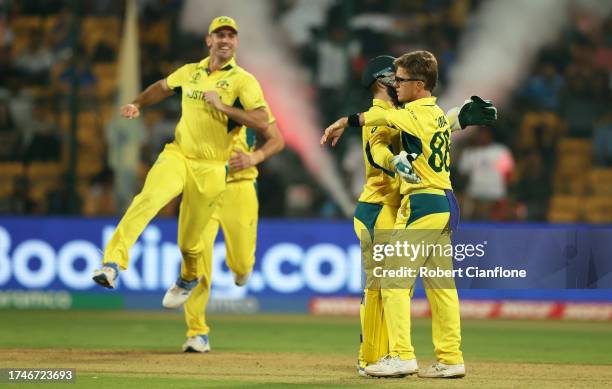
[133,191,163,210]
[179,242,203,262]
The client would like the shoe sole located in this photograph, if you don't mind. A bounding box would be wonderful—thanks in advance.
[183,346,210,353]
[366,371,417,378]
[418,373,465,379]
[92,274,114,289]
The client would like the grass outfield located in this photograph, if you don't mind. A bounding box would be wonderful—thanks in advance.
[1,310,611,388]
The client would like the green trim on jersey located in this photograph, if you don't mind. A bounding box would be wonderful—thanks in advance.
[355,201,384,239]
[365,142,395,178]
[227,98,244,133]
[406,193,449,226]
[401,132,423,158]
[246,128,256,150]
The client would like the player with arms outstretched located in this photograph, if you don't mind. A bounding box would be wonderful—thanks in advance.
[92,16,270,310]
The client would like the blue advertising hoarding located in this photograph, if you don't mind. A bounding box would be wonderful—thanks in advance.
[0,218,610,311]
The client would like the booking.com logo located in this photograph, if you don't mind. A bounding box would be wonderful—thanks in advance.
[0,226,363,296]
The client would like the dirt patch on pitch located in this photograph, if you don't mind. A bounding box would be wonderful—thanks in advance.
[2,348,611,388]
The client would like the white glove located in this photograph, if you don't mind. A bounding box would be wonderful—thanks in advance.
[391,151,421,184]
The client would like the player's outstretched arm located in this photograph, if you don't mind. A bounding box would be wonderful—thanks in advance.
[229,122,285,172]
[446,96,498,132]
[320,116,349,147]
[120,79,175,119]
[321,105,392,146]
[203,91,268,132]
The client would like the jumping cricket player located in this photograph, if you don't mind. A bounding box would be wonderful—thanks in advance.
[92,16,271,310]
[323,50,497,378]
[181,114,284,353]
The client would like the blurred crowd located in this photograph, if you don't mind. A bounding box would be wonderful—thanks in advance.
[0,0,611,222]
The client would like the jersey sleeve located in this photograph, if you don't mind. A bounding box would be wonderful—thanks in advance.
[363,106,421,138]
[445,106,463,132]
[166,64,192,90]
[369,126,395,172]
[238,73,266,111]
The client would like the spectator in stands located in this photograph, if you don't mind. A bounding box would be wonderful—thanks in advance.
[593,16,612,71]
[0,94,20,161]
[83,168,116,216]
[459,127,515,221]
[593,113,612,166]
[558,64,605,137]
[22,104,62,163]
[13,29,55,85]
[341,135,365,201]
[520,61,564,111]
[58,51,97,95]
[7,175,37,214]
[48,6,73,60]
[147,106,177,162]
[315,24,360,124]
[515,149,551,221]
[91,40,116,63]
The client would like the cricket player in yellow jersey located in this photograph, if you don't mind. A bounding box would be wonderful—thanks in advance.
[322,51,497,378]
[182,111,284,353]
[352,56,421,376]
[92,16,271,309]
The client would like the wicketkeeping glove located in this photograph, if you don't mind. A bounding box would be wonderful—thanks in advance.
[458,95,498,128]
[391,151,421,184]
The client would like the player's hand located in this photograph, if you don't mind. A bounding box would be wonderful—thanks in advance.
[229,149,263,172]
[204,91,224,111]
[458,96,497,128]
[120,103,140,119]
[391,151,421,184]
[320,117,349,147]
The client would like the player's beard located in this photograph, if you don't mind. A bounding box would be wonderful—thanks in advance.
[386,85,400,107]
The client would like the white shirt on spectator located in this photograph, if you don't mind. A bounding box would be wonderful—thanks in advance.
[459,143,514,200]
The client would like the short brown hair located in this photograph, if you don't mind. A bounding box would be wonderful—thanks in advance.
[394,50,438,91]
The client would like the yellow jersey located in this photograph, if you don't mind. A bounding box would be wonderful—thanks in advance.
[363,96,452,195]
[227,105,276,182]
[166,56,266,162]
[357,99,401,207]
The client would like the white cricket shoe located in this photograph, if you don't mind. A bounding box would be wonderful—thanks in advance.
[364,355,418,377]
[418,362,465,378]
[182,335,210,353]
[162,277,198,308]
[92,263,119,289]
[233,272,251,287]
[356,360,367,377]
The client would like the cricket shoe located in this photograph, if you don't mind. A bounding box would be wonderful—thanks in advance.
[365,355,418,377]
[92,262,119,289]
[356,360,368,377]
[417,362,465,378]
[162,277,198,308]
[182,334,210,353]
[233,272,251,287]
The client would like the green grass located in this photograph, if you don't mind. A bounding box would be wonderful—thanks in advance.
[1,310,611,388]
[1,310,611,364]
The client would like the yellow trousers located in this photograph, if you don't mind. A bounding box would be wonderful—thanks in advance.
[103,143,227,281]
[353,202,398,366]
[390,189,464,365]
[184,179,258,337]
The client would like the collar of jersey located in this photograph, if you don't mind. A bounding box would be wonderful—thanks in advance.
[199,56,236,74]
[405,96,437,108]
[372,98,393,110]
